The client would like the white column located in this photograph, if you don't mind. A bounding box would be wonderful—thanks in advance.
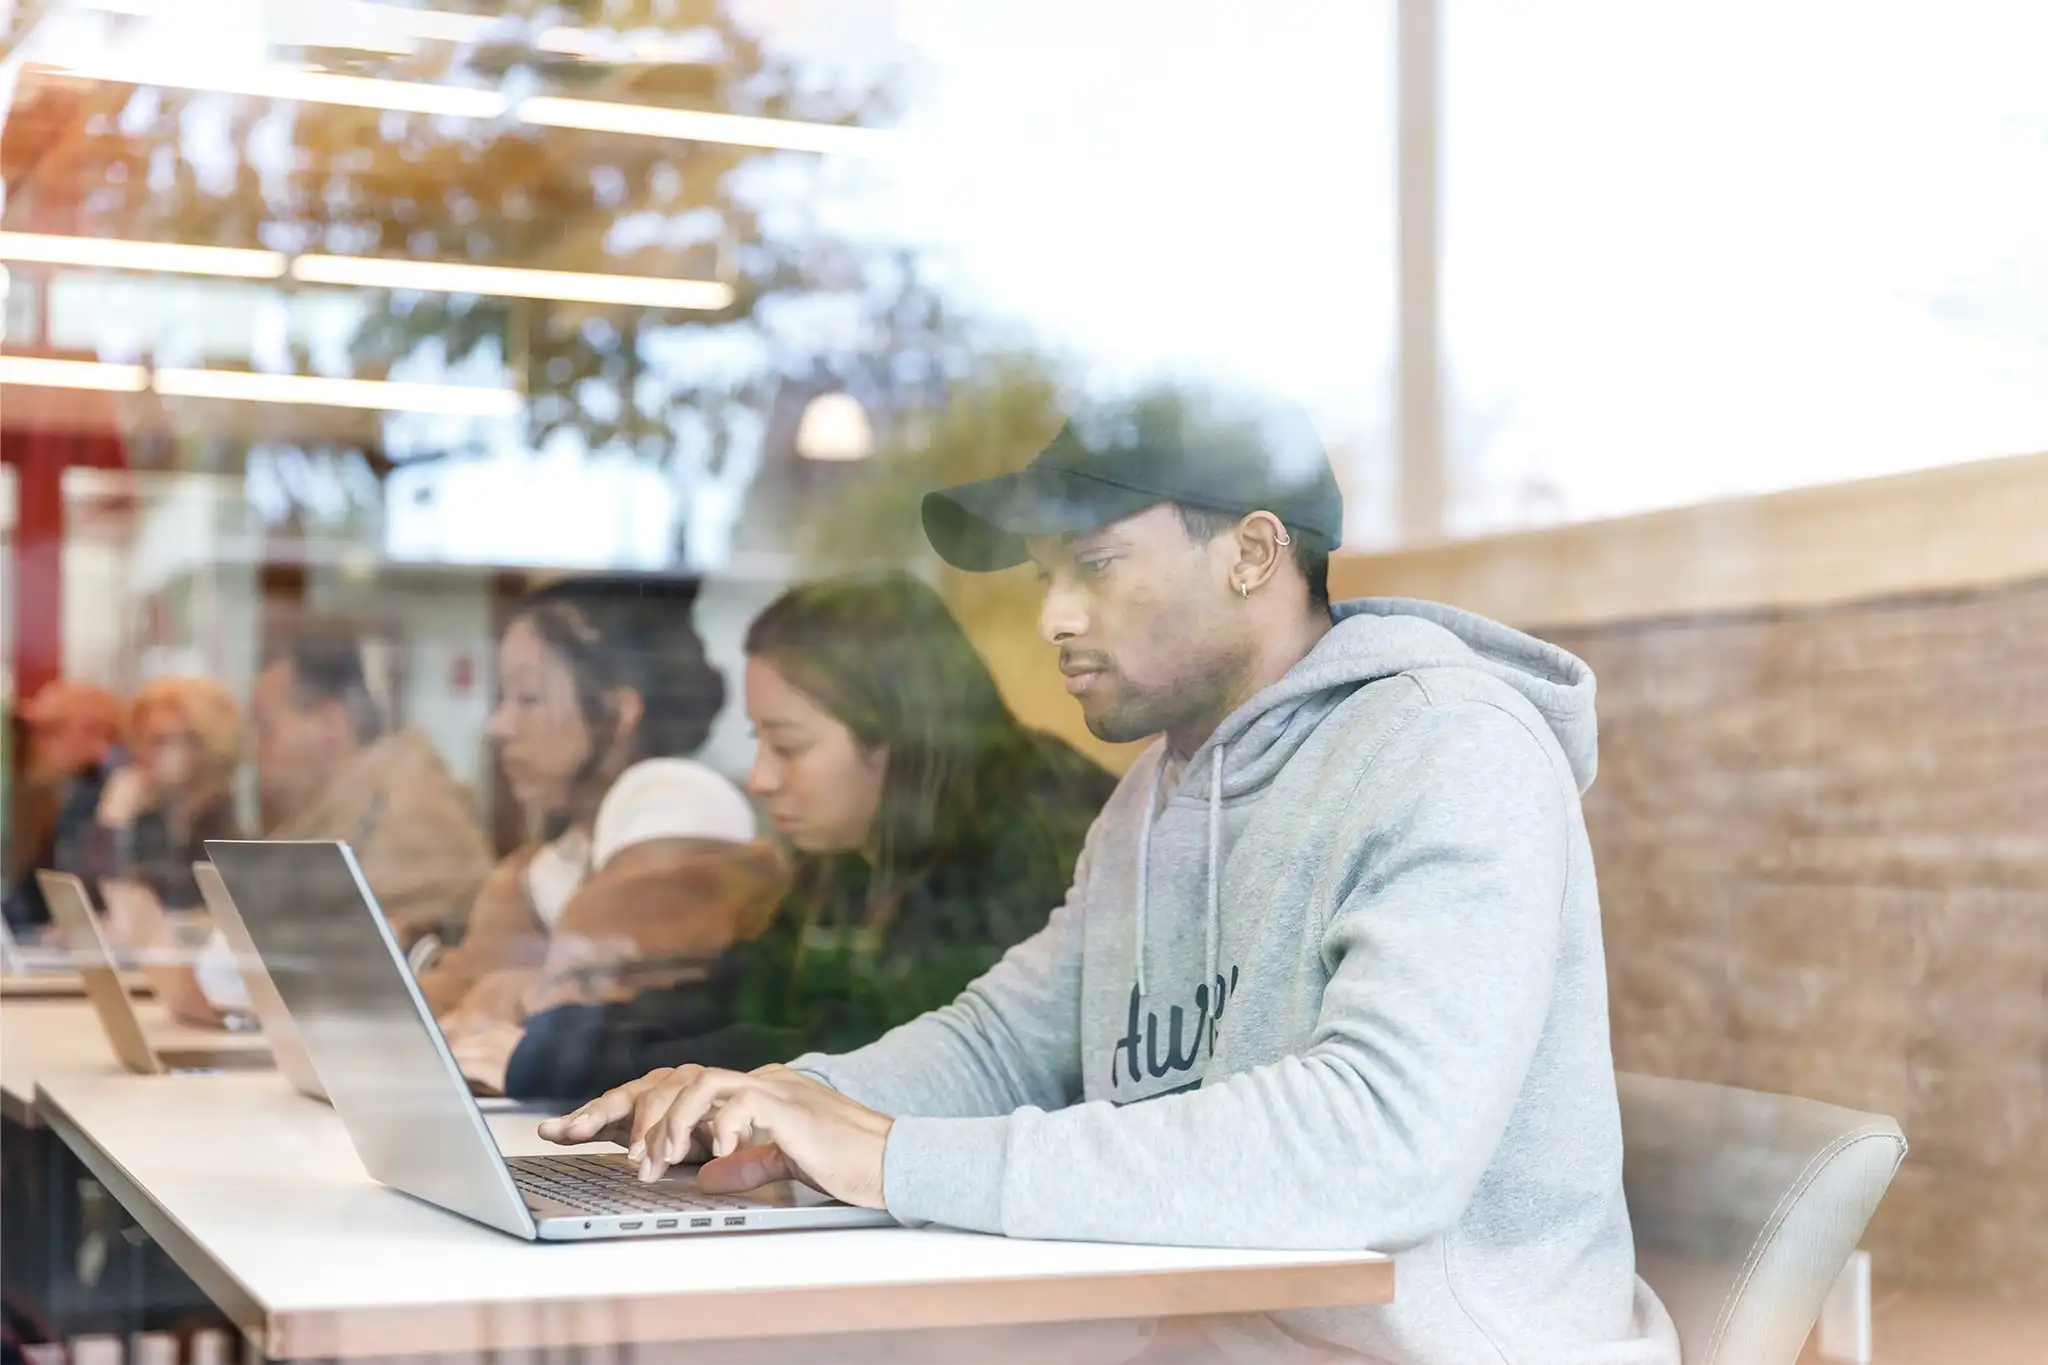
[1396,0,1445,545]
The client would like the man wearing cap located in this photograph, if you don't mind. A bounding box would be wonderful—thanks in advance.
[545,392,1678,1365]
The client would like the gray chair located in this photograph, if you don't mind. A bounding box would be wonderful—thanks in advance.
[1618,1073,1906,1365]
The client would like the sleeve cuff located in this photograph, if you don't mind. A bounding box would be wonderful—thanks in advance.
[881,1114,1011,1233]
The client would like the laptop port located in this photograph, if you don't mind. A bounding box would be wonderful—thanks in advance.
[619,1222,643,1231]
[689,1216,713,1228]
[723,1216,746,1227]
[656,1219,678,1229]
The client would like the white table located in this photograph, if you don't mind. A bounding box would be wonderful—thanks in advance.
[1,998,268,1127]
[36,1072,1393,1360]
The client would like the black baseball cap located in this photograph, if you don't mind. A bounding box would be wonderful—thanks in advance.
[921,390,1344,572]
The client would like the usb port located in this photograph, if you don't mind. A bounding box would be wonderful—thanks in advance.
[619,1221,643,1230]
[656,1219,678,1230]
[689,1216,713,1228]
[723,1216,746,1227]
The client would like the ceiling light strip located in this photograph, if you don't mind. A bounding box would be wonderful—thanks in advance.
[289,255,734,310]
[0,232,284,279]
[1,357,519,415]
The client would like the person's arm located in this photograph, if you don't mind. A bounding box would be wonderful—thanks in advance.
[785,837,1098,1121]
[416,848,545,1017]
[884,701,1571,1249]
[504,990,805,1102]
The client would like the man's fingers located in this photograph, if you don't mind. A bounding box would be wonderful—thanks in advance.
[698,1144,797,1195]
[704,1091,766,1162]
[538,1086,635,1144]
[638,1070,747,1181]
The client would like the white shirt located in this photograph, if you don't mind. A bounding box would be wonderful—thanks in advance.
[523,757,756,928]
[194,757,756,1009]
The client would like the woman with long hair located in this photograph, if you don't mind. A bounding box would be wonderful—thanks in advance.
[456,572,1115,1099]
[420,575,790,1034]
[81,677,243,913]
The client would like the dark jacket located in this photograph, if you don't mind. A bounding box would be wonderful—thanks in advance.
[77,790,241,911]
[3,761,111,930]
[504,731,1116,1102]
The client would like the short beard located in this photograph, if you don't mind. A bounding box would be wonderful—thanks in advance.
[1081,674,1229,746]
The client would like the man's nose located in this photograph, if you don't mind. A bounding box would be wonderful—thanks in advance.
[1038,583,1088,646]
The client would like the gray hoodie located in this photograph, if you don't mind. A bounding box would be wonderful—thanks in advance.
[793,599,1680,1365]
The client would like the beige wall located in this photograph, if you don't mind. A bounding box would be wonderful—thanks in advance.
[1330,449,2048,627]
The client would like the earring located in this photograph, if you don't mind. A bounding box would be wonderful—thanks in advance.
[1238,580,1249,599]
[1274,530,1293,547]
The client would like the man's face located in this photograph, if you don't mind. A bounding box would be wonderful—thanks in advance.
[252,660,352,821]
[25,710,109,781]
[1027,505,1250,745]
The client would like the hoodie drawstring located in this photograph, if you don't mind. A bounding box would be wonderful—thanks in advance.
[1132,757,1165,999]
[1132,742,1228,1012]
[1205,743,1225,1010]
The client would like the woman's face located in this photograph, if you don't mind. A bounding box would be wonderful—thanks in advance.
[487,617,593,818]
[133,703,202,793]
[745,657,887,856]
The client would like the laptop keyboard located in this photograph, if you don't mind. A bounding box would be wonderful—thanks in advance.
[505,1154,753,1216]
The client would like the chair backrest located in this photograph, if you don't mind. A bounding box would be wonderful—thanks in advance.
[1618,1072,1906,1365]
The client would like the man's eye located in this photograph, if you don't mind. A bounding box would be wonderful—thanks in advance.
[1078,557,1114,578]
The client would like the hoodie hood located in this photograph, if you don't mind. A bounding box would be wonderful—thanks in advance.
[1184,595,1599,800]
[1130,596,1599,1001]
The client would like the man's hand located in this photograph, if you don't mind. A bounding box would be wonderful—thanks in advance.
[537,1065,893,1209]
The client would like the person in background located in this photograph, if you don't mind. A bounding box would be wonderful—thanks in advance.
[3,680,123,932]
[80,677,243,917]
[457,573,1115,1098]
[151,627,498,1025]
[422,576,790,1053]
[250,628,494,945]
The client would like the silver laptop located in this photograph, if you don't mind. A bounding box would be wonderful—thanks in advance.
[192,861,329,1104]
[204,839,894,1242]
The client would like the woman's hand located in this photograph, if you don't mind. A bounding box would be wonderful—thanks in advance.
[446,1017,525,1097]
[96,766,155,829]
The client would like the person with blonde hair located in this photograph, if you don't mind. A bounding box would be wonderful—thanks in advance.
[79,677,244,916]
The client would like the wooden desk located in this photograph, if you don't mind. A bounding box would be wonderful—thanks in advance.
[37,1073,1392,1360]
[1,999,269,1127]
[2,970,153,999]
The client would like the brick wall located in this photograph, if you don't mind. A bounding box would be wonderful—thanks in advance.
[1546,578,2048,1298]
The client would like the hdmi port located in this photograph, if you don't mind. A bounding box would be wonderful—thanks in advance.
[656,1219,678,1229]
[723,1216,746,1227]
[690,1216,713,1228]
[619,1221,643,1230]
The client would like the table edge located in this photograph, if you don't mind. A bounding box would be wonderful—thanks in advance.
[267,1256,1393,1359]
[35,1082,269,1346]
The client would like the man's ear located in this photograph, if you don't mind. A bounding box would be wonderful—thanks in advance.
[1232,511,1290,596]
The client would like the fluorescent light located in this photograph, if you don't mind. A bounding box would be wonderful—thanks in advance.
[533,25,724,65]
[43,54,885,153]
[154,368,521,416]
[291,255,733,311]
[0,231,285,279]
[518,95,888,157]
[47,57,509,119]
[2,355,519,414]
[0,356,149,391]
